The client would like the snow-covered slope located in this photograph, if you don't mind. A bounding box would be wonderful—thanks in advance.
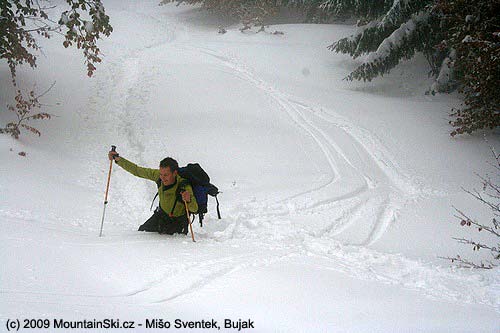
[1,1,499,332]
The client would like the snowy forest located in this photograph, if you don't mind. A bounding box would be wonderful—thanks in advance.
[1,0,499,332]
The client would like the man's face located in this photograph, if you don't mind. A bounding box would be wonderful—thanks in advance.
[159,166,177,186]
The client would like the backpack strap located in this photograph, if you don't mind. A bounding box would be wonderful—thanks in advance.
[150,178,163,211]
[150,193,159,211]
[215,194,221,219]
[170,198,178,217]
[170,179,190,217]
[198,212,204,227]
[195,193,220,227]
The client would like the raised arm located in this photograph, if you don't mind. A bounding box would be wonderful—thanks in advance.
[114,156,159,182]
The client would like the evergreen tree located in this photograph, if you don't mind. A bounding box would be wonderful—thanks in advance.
[327,0,440,81]
[435,0,500,136]
[326,0,499,135]
[318,0,393,21]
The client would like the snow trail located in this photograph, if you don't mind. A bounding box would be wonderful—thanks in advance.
[188,46,410,247]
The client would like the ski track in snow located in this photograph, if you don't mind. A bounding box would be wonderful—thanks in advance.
[189,45,406,247]
[1,246,296,307]
[167,45,498,310]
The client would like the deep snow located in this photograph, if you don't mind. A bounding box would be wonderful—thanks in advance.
[1,1,499,332]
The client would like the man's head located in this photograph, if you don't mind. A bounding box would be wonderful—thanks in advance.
[159,157,179,186]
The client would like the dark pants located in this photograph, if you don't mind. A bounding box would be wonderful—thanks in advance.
[138,208,188,235]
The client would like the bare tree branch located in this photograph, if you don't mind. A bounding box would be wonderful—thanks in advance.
[439,256,495,269]
[445,147,500,269]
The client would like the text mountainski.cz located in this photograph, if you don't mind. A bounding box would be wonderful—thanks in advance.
[5,318,255,331]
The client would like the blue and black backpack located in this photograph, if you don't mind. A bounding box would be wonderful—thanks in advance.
[152,163,221,226]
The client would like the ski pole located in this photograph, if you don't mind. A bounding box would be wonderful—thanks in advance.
[100,145,116,237]
[184,201,195,242]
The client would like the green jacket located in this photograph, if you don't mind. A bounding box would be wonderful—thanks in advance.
[116,157,198,217]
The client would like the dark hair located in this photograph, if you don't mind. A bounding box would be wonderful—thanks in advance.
[159,157,179,171]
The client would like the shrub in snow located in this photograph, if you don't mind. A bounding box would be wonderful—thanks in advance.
[443,148,500,269]
[0,0,113,138]
[0,88,53,139]
[162,0,281,30]
[0,87,52,139]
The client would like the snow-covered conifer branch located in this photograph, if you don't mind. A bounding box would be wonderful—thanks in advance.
[428,49,456,94]
[344,11,430,81]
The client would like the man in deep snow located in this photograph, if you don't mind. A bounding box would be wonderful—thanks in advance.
[108,150,198,235]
